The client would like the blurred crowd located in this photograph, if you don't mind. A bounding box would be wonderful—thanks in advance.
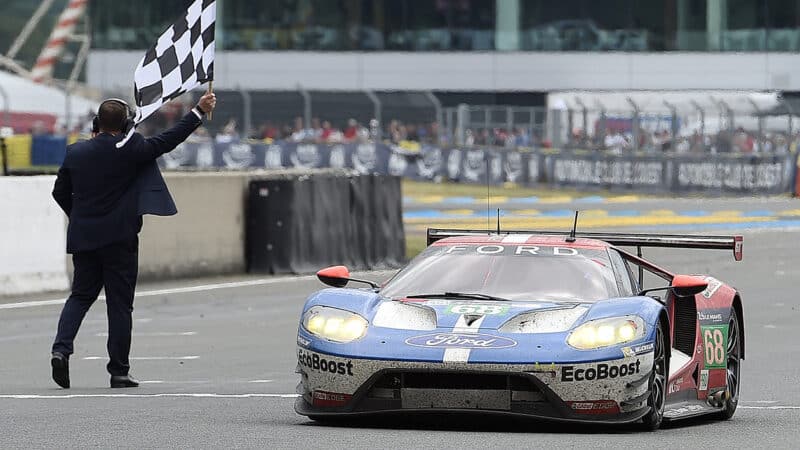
[58,100,799,156]
[567,127,800,154]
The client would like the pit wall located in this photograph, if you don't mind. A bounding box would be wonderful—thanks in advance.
[2,171,403,296]
[0,176,69,296]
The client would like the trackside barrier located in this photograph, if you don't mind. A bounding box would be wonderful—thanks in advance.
[0,176,69,296]
[3,171,404,295]
[161,141,798,196]
[137,172,250,280]
[246,171,405,274]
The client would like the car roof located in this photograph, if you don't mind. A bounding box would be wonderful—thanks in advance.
[432,234,611,249]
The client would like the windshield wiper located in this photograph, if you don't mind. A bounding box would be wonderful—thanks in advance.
[404,292,511,302]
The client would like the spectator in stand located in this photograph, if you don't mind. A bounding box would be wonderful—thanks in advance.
[290,116,315,142]
[464,129,475,146]
[369,119,380,141]
[343,118,363,142]
[215,118,240,143]
[310,117,322,141]
[257,121,279,141]
[429,121,442,145]
[320,120,334,141]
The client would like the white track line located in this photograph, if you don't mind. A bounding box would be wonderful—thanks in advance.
[0,393,300,400]
[0,276,316,310]
[82,356,199,361]
[94,332,197,337]
[248,380,273,383]
[740,406,800,410]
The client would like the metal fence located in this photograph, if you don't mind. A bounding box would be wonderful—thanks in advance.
[132,88,443,146]
[554,94,800,155]
[145,89,797,156]
[5,87,800,175]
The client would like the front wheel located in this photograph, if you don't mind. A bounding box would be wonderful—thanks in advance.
[717,307,742,420]
[640,323,667,431]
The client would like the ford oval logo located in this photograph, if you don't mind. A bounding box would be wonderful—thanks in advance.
[405,333,517,349]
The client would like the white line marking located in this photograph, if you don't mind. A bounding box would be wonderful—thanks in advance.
[742,400,779,404]
[82,356,199,361]
[0,276,316,310]
[94,332,197,337]
[764,324,777,329]
[248,380,273,383]
[0,393,300,400]
[139,381,164,384]
[740,406,800,410]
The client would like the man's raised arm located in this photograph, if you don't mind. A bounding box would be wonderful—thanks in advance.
[127,92,217,164]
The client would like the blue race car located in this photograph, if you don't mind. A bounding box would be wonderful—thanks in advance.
[295,229,744,430]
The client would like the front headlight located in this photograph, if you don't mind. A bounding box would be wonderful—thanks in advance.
[567,316,646,350]
[302,306,368,343]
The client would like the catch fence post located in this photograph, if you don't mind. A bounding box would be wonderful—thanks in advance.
[240,86,252,138]
[626,97,640,152]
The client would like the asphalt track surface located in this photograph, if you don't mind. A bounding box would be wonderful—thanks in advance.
[3,201,800,448]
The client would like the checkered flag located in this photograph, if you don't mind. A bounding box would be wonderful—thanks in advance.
[133,0,215,124]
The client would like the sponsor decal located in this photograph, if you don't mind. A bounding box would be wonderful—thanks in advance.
[699,369,709,391]
[443,245,580,256]
[701,277,723,299]
[445,304,509,315]
[568,400,620,415]
[296,335,311,348]
[698,311,725,323]
[701,324,729,369]
[405,333,517,349]
[561,360,641,382]
[297,349,354,376]
[668,377,683,394]
[621,342,655,357]
[312,390,352,407]
[222,142,255,168]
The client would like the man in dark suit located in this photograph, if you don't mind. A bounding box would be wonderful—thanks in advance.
[50,92,216,389]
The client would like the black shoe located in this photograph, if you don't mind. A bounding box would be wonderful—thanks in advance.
[110,374,139,388]
[51,352,70,389]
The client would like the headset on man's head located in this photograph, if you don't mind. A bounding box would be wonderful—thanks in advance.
[92,98,135,134]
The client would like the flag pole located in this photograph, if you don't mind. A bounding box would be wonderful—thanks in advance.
[206,80,213,120]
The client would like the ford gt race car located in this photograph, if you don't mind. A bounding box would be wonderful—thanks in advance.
[294,229,745,430]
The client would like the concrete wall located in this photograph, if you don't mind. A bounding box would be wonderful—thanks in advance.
[89,50,799,92]
[138,172,249,280]
[0,176,69,296]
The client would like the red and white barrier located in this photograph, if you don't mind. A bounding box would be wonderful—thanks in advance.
[31,0,88,83]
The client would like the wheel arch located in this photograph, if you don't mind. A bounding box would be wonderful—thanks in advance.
[658,308,671,367]
[733,292,745,360]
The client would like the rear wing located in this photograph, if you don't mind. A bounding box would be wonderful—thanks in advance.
[426,228,743,261]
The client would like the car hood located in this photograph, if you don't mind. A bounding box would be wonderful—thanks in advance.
[393,297,584,330]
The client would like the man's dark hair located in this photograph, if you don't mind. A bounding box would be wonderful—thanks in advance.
[98,101,128,132]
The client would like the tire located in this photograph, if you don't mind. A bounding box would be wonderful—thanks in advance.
[640,323,667,431]
[717,307,742,420]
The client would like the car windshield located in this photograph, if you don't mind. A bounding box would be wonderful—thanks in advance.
[381,243,619,302]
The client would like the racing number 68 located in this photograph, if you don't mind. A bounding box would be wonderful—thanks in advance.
[703,327,726,368]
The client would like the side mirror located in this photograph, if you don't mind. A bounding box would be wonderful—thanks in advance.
[317,266,351,288]
[316,266,380,289]
[638,275,708,300]
[671,274,708,298]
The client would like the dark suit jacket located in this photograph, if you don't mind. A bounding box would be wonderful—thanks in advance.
[135,160,178,217]
[53,111,202,253]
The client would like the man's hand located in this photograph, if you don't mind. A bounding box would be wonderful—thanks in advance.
[197,92,217,114]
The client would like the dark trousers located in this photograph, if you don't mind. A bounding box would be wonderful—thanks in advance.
[52,237,139,376]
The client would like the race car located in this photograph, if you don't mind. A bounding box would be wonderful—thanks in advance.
[294,228,744,430]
